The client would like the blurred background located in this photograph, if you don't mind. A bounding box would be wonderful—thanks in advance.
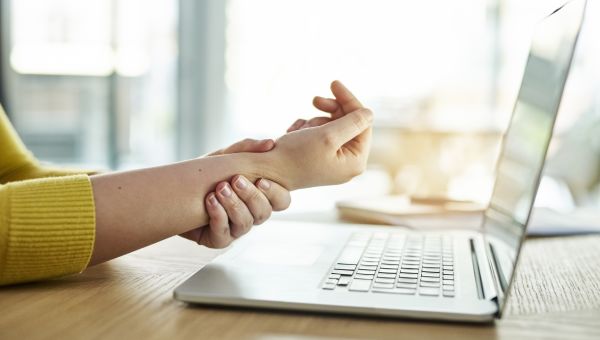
[1,0,599,212]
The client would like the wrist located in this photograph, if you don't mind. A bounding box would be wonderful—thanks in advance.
[237,151,291,190]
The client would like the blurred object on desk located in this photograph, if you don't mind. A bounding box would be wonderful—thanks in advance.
[337,194,485,229]
[528,207,600,237]
[336,194,600,236]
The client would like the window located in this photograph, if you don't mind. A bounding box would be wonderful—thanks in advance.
[3,0,178,169]
[225,0,496,139]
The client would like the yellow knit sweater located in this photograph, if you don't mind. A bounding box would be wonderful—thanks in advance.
[0,106,95,285]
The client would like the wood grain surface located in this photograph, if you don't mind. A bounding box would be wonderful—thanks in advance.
[1,230,600,340]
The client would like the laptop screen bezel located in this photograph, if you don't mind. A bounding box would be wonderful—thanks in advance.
[480,0,586,317]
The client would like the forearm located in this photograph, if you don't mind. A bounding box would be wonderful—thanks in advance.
[89,152,269,265]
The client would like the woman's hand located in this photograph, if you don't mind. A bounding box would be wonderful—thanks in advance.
[180,139,291,248]
[266,80,373,190]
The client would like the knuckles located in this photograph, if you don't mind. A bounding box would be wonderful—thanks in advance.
[350,108,373,132]
[321,130,337,148]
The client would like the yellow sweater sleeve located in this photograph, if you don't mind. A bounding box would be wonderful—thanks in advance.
[0,106,96,285]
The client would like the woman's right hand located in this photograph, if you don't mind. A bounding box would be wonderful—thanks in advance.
[265,81,373,190]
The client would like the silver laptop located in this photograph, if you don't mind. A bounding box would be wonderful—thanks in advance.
[174,0,586,322]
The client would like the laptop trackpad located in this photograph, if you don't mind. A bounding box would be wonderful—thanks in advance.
[238,243,323,266]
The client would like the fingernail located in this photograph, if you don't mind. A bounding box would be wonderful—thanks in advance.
[258,179,271,190]
[208,194,218,206]
[220,184,232,197]
[235,176,248,190]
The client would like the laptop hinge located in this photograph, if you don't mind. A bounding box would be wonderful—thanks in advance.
[486,241,507,316]
[469,238,484,300]
[470,236,499,303]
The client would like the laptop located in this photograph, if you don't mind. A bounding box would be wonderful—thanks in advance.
[174,0,586,322]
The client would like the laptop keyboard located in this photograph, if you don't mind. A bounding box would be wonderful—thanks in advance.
[321,232,455,297]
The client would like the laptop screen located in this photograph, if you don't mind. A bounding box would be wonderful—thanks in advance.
[482,0,585,314]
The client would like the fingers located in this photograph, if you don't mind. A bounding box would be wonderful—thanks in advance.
[287,117,332,132]
[313,96,343,119]
[330,80,364,114]
[256,178,291,211]
[231,175,272,225]
[201,193,234,248]
[213,138,275,156]
[323,108,373,147]
[287,119,307,132]
[215,182,255,238]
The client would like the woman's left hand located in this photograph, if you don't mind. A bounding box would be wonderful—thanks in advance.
[179,139,291,248]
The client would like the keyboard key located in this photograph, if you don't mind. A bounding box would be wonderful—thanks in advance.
[356,269,376,275]
[421,267,440,273]
[326,278,338,284]
[399,273,418,279]
[377,273,396,279]
[331,269,354,276]
[337,277,351,286]
[420,276,440,283]
[372,288,416,295]
[378,268,398,274]
[419,288,440,296]
[422,264,440,269]
[400,269,418,274]
[443,290,456,297]
[373,282,394,289]
[397,277,418,284]
[380,264,399,269]
[422,259,440,265]
[329,274,341,279]
[381,260,400,265]
[397,283,417,289]
[420,281,440,288]
[349,279,372,292]
[443,280,454,285]
[337,247,364,265]
[355,274,375,280]
[395,288,417,295]
[422,272,440,278]
[359,265,378,270]
[334,264,357,271]
[322,283,336,290]
[443,284,455,291]
[443,275,454,280]
[402,260,420,265]
[401,264,420,269]
[375,278,395,284]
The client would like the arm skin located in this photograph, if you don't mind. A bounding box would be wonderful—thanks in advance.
[89,80,372,265]
[89,152,268,265]
[179,139,291,249]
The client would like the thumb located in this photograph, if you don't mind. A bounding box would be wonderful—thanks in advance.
[322,108,373,147]
[221,138,275,155]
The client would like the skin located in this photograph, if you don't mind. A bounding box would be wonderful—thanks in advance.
[89,80,372,265]
[179,139,292,249]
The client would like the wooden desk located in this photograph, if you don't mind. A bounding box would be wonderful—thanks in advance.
[2,220,600,339]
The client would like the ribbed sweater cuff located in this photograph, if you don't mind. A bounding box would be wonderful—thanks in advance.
[0,175,96,285]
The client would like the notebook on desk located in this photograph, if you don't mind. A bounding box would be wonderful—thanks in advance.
[336,195,485,228]
[174,0,587,322]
